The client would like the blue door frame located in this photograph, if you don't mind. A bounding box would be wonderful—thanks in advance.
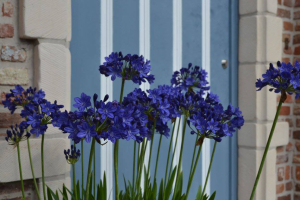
[70,0,239,199]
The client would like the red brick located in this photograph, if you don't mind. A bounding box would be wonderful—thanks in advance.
[294,154,300,163]
[278,0,282,4]
[284,21,293,31]
[282,57,291,63]
[285,118,293,127]
[0,92,6,104]
[296,0,300,7]
[278,194,291,200]
[277,146,285,153]
[296,166,300,180]
[283,33,291,42]
[277,154,288,164]
[1,46,27,62]
[295,194,300,200]
[284,0,293,7]
[296,183,300,191]
[286,142,293,151]
[285,47,293,54]
[278,167,284,181]
[294,34,300,44]
[2,2,13,17]
[279,106,290,115]
[286,181,292,191]
[286,165,290,179]
[295,11,300,19]
[294,105,300,115]
[277,183,284,194]
[296,142,300,151]
[0,113,22,128]
[278,8,291,18]
[0,23,13,38]
[294,131,300,139]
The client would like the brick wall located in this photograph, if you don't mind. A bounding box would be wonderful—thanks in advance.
[277,0,300,199]
[0,0,71,199]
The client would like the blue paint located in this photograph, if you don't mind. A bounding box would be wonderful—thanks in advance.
[70,0,101,192]
[182,1,203,198]
[209,0,238,199]
[112,0,140,193]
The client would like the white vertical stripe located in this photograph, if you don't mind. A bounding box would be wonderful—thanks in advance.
[172,0,182,172]
[139,0,150,191]
[201,0,211,195]
[100,0,113,199]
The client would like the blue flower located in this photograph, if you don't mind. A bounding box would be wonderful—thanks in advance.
[5,123,30,145]
[98,102,117,119]
[73,93,91,112]
[27,113,42,127]
[30,124,47,137]
[41,101,55,115]
[77,122,97,143]
[64,145,81,164]
[11,85,24,96]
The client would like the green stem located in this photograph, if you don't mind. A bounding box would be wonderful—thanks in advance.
[186,138,203,200]
[41,134,46,200]
[27,139,41,200]
[249,100,283,200]
[147,119,157,178]
[17,144,25,199]
[168,117,181,181]
[201,141,217,200]
[132,142,136,193]
[114,78,125,200]
[93,146,95,197]
[72,164,77,200]
[164,118,177,188]
[174,115,188,187]
[136,140,147,193]
[81,140,84,199]
[154,134,163,181]
[85,138,96,200]
[188,135,199,180]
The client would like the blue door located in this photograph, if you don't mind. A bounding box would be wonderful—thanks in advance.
[70,0,238,199]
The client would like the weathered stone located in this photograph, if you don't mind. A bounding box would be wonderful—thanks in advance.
[0,68,28,85]
[1,46,26,62]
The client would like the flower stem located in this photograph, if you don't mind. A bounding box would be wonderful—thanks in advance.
[154,134,163,181]
[168,117,181,181]
[93,146,95,197]
[201,140,217,200]
[114,78,125,200]
[41,134,46,200]
[186,139,203,200]
[188,135,199,180]
[81,140,84,199]
[27,139,41,200]
[72,164,77,200]
[85,138,96,200]
[147,119,157,178]
[132,142,136,193]
[164,118,177,188]
[17,143,25,199]
[249,100,283,200]
[174,115,188,187]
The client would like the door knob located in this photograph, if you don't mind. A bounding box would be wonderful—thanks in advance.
[222,59,228,69]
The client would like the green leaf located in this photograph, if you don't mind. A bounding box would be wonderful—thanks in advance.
[62,184,68,200]
[195,185,202,200]
[158,179,164,200]
[46,186,59,200]
[164,166,177,200]
[208,191,217,200]
[47,187,54,200]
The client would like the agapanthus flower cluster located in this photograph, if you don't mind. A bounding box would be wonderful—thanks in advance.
[256,61,300,99]
[54,92,150,144]
[5,122,30,145]
[99,52,155,85]
[171,63,210,93]
[122,85,181,138]
[64,145,81,164]
[188,92,244,142]
[2,85,63,137]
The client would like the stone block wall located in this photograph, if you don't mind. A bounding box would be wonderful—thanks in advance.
[0,0,71,199]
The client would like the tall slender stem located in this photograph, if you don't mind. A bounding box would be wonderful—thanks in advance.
[186,139,203,200]
[27,139,41,200]
[164,118,177,188]
[114,78,125,200]
[147,119,157,177]
[41,134,46,200]
[132,142,136,193]
[17,143,25,199]
[168,117,181,181]
[81,140,84,199]
[188,135,199,180]
[201,141,217,200]
[154,134,163,181]
[174,115,188,186]
[85,138,96,200]
[249,100,283,200]
[72,164,77,200]
[93,146,96,197]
